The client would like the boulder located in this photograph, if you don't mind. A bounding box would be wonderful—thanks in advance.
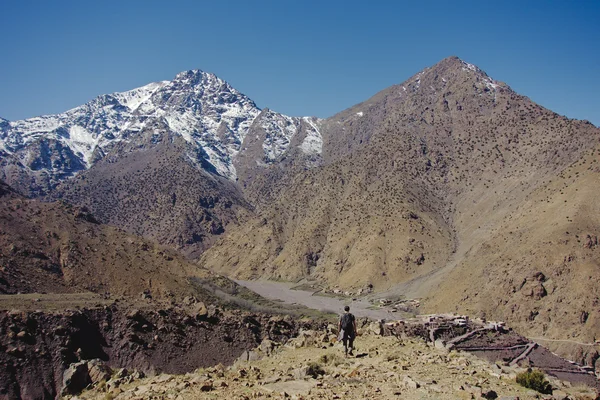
[292,366,310,380]
[61,361,90,396]
[402,376,420,389]
[194,302,208,319]
[61,359,113,396]
[260,339,276,355]
[87,359,112,384]
[367,321,384,336]
[236,349,263,363]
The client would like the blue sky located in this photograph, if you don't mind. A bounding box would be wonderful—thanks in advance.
[1,1,599,126]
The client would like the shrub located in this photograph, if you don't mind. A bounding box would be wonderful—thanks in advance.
[306,362,326,378]
[319,353,343,366]
[516,368,552,394]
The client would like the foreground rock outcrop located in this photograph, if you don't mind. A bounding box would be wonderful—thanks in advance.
[0,305,322,399]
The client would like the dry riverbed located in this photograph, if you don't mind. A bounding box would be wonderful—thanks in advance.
[235,280,405,321]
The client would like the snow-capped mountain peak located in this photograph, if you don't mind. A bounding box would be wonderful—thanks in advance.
[0,69,318,194]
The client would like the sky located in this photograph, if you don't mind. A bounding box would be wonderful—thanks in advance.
[1,1,599,126]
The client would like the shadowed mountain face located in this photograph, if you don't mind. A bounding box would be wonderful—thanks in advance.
[0,180,216,300]
[47,129,253,258]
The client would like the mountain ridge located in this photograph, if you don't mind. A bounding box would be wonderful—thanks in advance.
[199,56,600,362]
[0,68,322,197]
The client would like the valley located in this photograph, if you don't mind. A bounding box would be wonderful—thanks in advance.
[1,56,599,398]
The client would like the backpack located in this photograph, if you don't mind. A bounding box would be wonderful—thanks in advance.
[340,313,354,332]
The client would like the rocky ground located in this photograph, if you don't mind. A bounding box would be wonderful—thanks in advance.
[71,329,599,400]
[0,301,327,399]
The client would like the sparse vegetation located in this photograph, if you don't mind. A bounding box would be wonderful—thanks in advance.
[306,361,326,378]
[516,369,552,394]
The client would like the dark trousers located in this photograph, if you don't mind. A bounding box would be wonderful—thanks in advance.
[342,331,355,353]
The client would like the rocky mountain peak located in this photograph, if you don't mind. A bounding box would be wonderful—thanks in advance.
[395,56,510,100]
[0,68,314,195]
[174,68,206,82]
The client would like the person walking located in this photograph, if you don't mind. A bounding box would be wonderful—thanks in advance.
[338,305,357,356]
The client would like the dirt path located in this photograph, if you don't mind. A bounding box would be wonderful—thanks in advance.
[529,337,599,346]
[235,280,402,320]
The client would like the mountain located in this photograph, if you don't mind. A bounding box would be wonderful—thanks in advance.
[0,70,322,196]
[200,57,600,356]
[0,70,322,254]
[2,57,599,361]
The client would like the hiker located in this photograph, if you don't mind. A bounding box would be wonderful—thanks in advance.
[338,305,357,356]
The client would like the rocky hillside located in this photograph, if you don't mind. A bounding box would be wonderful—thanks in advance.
[201,57,600,358]
[424,143,600,359]
[0,179,219,300]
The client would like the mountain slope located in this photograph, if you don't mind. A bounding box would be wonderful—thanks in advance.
[201,57,600,356]
[203,56,600,285]
[424,144,600,356]
[0,180,217,300]
[47,128,252,258]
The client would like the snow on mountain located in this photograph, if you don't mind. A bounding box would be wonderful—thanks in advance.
[460,60,501,91]
[300,117,323,156]
[259,109,299,162]
[0,70,318,189]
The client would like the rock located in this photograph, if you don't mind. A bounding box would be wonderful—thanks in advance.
[263,376,282,384]
[87,359,112,384]
[286,330,319,348]
[483,390,498,399]
[237,350,249,363]
[200,381,214,392]
[327,324,338,335]
[260,339,276,355]
[207,304,219,318]
[551,390,570,399]
[580,311,589,324]
[115,368,129,379]
[195,302,208,319]
[16,331,29,341]
[402,376,420,389]
[292,366,310,380]
[236,349,263,363]
[367,321,383,336]
[106,378,123,391]
[61,361,90,396]
[532,284,547,299]
[248,350,262,361]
